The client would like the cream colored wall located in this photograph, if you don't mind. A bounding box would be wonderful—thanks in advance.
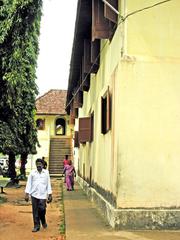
[77,0,180,208]
[126,0,180,58]
[116,0,180,208]
[116,59,180,208]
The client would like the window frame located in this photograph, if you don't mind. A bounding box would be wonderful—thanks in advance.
[101,87,111,134]
[74,131,80,148]
[36,118,45,130]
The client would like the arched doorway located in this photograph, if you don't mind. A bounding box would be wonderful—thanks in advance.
[55,118,66,135]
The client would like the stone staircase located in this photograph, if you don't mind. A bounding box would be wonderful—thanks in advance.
[49,137,72,175]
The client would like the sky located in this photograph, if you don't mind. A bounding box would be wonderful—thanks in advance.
[36,0,78,96]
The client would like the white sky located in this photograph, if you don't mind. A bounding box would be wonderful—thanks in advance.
[36,0,78,96]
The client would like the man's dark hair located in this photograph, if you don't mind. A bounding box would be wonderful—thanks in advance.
[36,158,43,164]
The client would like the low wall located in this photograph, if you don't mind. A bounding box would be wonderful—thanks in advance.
[77,176,180,230]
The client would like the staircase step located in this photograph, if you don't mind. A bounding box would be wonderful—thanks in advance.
[49,137,72,174]
[49,164,64,167]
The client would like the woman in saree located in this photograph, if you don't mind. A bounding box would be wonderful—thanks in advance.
[63,160,76,191]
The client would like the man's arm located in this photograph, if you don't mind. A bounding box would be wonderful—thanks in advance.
[24,173,32,202]
[25,193,29,202]
[47,172,52,203]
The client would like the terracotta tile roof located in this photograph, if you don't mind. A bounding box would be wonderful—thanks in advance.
[36,89,67,115]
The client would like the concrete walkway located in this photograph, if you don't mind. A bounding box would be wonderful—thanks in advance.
[64,182,180,240]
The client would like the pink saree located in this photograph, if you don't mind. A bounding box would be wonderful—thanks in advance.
[64,165,75,190]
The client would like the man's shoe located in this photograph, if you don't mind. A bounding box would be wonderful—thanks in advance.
[42,223,47,229]
[32,227,40,232]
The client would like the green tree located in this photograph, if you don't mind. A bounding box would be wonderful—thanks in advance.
[0,0,42,180]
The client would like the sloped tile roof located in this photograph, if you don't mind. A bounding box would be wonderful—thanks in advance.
[36,89,67,115]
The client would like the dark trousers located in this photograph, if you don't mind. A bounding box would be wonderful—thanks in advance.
[31,196,47,228]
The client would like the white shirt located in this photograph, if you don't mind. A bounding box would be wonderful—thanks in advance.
[25,169,52,199]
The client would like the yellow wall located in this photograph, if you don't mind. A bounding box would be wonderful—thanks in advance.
[28,114,72,170]
[116,59,180,208]
[116,0,180,208]
[77,0,180,208]
[126,0,180,58]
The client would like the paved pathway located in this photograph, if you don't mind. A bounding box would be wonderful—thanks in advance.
[64,182,180,240]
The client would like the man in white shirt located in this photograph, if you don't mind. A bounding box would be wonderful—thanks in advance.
[25,158,52,232]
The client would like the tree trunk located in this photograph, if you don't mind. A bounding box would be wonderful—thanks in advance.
[20,153,28,178]
[8,153,16,180]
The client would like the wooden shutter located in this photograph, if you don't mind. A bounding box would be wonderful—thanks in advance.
[81,56,90,92]
[74,90,83,108]
[70,102,75,125]
[75,108,79,118]
[70,111,75,125]
[79,117,92,143]
[84,39,92,74]
[91,39,100,73]
[84,39,99,74]
[92,0,112,41]
[74,131,79,148]
[104,0,118,23]
[82,74,90,92]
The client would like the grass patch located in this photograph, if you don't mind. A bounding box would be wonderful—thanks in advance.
[59,222,65,234]
[0,196,7,204]
[59,180,66,235]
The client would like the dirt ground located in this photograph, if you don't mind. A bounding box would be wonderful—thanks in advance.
[0,178,65,240]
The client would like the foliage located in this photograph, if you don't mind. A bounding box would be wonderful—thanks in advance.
[59,180,66,235]
[0,0,42,156]
[0,120,22,154]
[0,196,7,204]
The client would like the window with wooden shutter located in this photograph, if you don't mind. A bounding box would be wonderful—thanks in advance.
[79,116,93,143]
[91,39,100,73]
[81,57,90,92]
[101,87,111,134]
[92,0,113,41]
[75,108,79,119]
[104,0,118,23]
[74,131,79,148]
[84,39,92,74]
[82,74,90,92]
[70,111,75,125]
[70,102,75,125]
[84,39,100,74]
[74,90,83,109]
